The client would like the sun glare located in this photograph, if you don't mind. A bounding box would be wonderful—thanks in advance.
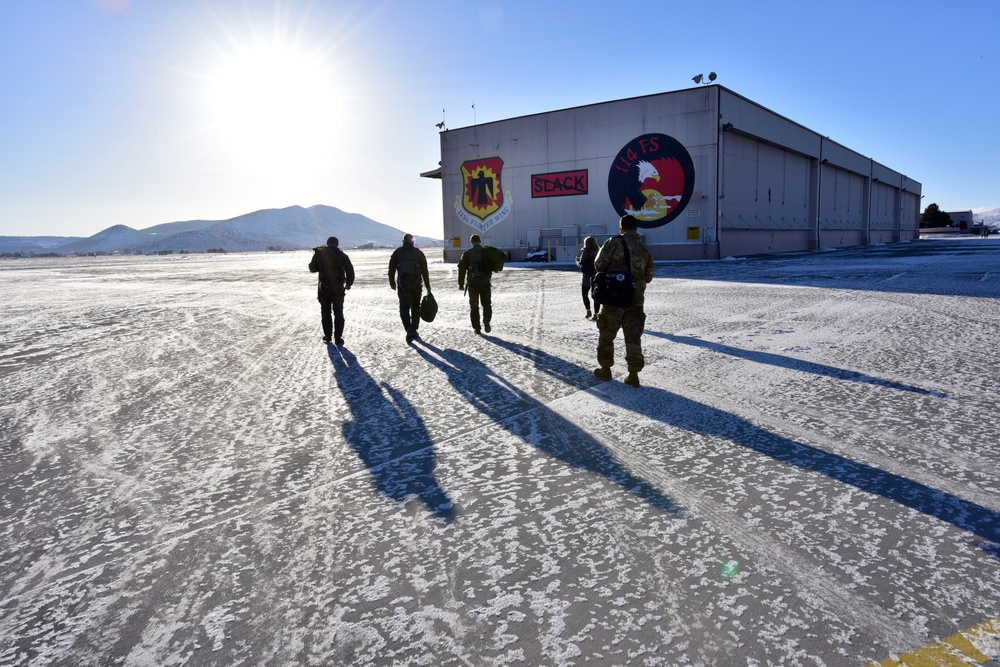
[209,42,342,181]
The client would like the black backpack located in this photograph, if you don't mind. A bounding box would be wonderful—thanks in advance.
[477,246,508,273]
[316,246,347,296]
[396,250,422,287]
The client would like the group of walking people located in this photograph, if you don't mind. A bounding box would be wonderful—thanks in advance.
[309,214,654,387]
[385,232,495,339]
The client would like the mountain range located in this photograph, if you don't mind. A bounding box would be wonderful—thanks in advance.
[4,205,997,257]
[973,207,1000,228]
[0,205,441,256]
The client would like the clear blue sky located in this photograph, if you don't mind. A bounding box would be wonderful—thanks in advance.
[2,0,996,240]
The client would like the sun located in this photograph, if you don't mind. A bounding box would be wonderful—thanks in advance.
[207,40,342,180]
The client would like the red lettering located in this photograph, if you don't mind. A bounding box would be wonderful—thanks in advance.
[637,135,660,155]
[530,170,589,198]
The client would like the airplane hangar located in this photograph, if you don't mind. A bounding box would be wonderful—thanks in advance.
[421,85,921,263]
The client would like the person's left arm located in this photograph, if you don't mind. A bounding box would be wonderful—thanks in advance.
[343,253,355,290]
[419,251,431,291]
[642,250,654,283]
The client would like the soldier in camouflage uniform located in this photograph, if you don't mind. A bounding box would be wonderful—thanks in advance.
[457,234,493,334]
[593,215,654,387]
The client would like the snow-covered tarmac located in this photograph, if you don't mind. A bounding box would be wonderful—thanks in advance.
[2,238,999,666]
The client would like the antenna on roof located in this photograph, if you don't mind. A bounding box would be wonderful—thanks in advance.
[435,108,446,130]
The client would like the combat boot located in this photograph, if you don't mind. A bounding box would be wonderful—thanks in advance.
[624,372,640,387]
[594,367,612,381]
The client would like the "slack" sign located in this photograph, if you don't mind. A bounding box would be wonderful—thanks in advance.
[531,169,589,198]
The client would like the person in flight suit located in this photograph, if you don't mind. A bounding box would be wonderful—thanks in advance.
[593,215,655,387]
[308,236,355,345]
[388,233,432,343]
[457,234,493,334]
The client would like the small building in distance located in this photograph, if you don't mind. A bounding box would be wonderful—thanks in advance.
[945,210,975,231]
[422,85,921,262]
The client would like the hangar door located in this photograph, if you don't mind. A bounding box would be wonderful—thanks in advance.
[820,167,866,231]
[721,134,811,230]
[870,181,898,231]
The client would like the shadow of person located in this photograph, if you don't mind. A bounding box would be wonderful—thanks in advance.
[410,340,678,516]
[327,345,455,521]
[595,384,1000,549]
[653,333,948,397]
[480,336,596,389]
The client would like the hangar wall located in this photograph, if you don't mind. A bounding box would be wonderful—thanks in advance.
[715,89,920,256]
[427,86,920,262]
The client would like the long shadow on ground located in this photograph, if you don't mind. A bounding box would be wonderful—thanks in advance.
[328,345,455,521]
[487,337,1000,551]
[410,340,678,516]
[603,385,1000,549]
[655,333,948,397]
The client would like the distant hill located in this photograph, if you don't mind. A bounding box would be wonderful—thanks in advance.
[143,218,219,237]
[55,225,158,255]
[0,205,442,256]
[975,207,1000,229]
[0,236,83,254]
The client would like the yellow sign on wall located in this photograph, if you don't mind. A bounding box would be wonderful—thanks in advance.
[687,227,700,240]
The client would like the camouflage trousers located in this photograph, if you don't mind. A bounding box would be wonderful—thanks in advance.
[596,305,646,373]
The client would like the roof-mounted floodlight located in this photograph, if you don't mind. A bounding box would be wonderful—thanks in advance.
[692,72,718,85]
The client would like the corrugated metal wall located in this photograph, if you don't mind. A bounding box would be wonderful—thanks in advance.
[432,86,920,261]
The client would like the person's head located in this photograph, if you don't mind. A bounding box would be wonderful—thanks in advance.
[584,236,598,251]
[327,236,339,248]
[403,233,414,245]
[470,234,482,245]
[619,215,638,233]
